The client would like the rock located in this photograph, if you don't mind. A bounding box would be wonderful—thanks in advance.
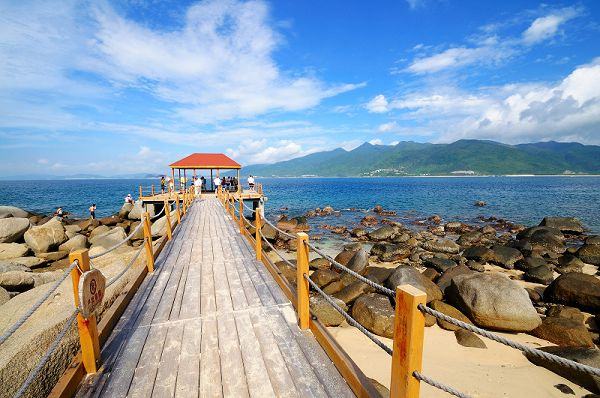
[528,228,566,254]
[360,216,378,227]
[525,346,600,393]
[322,280,345,295]
[474,201,486,207]
[463,246,493,262]
[343,242,363,252]
[448,273,541,332]
[368,225,396,241]
[3,256,45,268]
[151,216,167,237]
[351,228,367,238]
[0,270,35,292]
[277,217,298,232]
[369,378,390,398]
[0,218,30,243]
[487,245,523,269]
[391,233,411,244]
[578,244,600,265]
[545,273,600,312]
[118,203,133,218]
[365,267,395,284]
[309,257,330,270]
[0,205,29,218]
[0,286,10,305]
[385,266,442,303]
[457,231,483,247]
[517,256,547,271]
[0,262,31,273]
[275,260,296,285]
[436,264,471,294]
[526,287,544,304]
[422,239,460,254]
[334,281,374,304]
[557,254,585,274]
[554,384,575,395]
[422,268,440,281]
[89,225,110,239]
[64,224,81,239]
[352,293,395,338]
[531,316,594,347]
[454,329,487,349]
[99,215,121,226]
[89,227,127,250]
[540,217,584,234]
[36,251,68,261]
[466,260,485,272]
[587,236,600,245]
[31,270,64,288]
[430,300,473,331]
[127,201,145,220]
[370,243,410,262]
[23,218,66,253]
[310,269,340,287]
[546,306,585,324]
[261,223,278,240]
[423,257,456,273]
[129,221,145,240]
[525,265,555,285]
[58,234,88,252]
[310,295,347,326]
[340,249,370,285]
[0,243,29,260]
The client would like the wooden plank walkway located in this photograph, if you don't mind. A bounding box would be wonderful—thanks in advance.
[76,197,354,398]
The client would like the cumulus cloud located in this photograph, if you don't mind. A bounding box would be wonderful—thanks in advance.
[522,8,579,45]
[378,121,399,132]
[226,139,319,164]
[366,94,389,113]
[368,139,383,145]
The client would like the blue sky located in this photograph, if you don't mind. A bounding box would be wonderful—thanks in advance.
[1,0,599,175]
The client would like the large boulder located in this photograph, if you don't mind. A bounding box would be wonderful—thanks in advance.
[368,225,396,241]
[309,257,330,270]
[487,245,523,269]
[261,223,278,241]
[447,273,541,332]
[436,264,471,294]
[577,244,600,265]
[333,281,373,304]
[0,243,29,260]
[556,254,585,274]
[544,273,600,312]
[0,270,35,292]
[0,218,30,243]
[89,227,127,250]
[58,234,88,253]
[422,239,460,254]
[118,203,134,218]
[370,243,410,262]
[0,206,29,219]
[310,269,340,287]
[457,231,483,247]
[127,201,145,220]
[89,225,110,239]
[99,215,121,226]
[0,286,10,305]
[531,316,594,347]
[430,300,473,331]
[352,293,395,338]
[340,249,370,285]
[524,265,554,285]
[151,216,167,237]
[310,295,347,326]
[385,266,442,303]
[23,218,66,253]
[0,262,31,273]
[527,228,566,254]
[540,217,584,234]
[423,257,456,273]
[64,224,82,239]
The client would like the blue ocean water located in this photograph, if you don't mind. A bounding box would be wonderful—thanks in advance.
[0,177,598,233]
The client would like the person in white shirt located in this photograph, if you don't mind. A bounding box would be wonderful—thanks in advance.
[213,177,221,196]
[193,177,202,197]
[248,175,255,190]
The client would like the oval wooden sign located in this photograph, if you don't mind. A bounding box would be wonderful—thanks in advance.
[78,269,106,319]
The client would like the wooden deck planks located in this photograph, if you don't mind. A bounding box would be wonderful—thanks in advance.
[77,197,354,398]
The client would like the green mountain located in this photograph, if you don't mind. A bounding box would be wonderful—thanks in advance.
[243,140,600,177]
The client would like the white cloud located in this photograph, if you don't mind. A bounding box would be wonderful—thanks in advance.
[227,139,319,164]
[369,139,383,145]
[378,121,399,132]
[366,94,389,113]
[406,0,424,10]
[522,8,579,45]
[406,45,510,74]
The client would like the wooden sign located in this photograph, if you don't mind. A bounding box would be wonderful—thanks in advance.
[78,269,106,319]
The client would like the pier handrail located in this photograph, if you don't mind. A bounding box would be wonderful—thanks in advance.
[226,190,600,398]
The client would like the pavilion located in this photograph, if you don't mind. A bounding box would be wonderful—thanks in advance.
[169,153,241,192]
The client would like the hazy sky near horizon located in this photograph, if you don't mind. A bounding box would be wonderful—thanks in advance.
[1,0,599,175]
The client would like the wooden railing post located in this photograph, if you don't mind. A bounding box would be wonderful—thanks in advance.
[225,192,230,212]
[230,196,235,219]
[142,212,155,272]
[164,200,173,240]
[238,198,244,233]
[69,249,100,374]
[175,194,181,225]
[151,184,155,195]
[390,285,427,398]
[255,206,262,261]
[296,232,310,330]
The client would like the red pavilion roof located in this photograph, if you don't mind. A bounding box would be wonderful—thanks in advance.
[169,153,241,169]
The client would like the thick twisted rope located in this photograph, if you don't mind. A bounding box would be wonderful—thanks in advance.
[261,216,296,239]
[13,309,79,398]
[305,275,393,355]
[418,304,600,377]
[89,221,144,259]
[106,245,145,288]
[149,205,166,221]
[240,199,257,213]
[305,241,395,297]
[259,230,297,268]
[413,371,471,398]
[0,261,78,346]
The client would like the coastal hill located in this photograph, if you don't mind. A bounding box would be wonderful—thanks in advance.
[244,140,600,177]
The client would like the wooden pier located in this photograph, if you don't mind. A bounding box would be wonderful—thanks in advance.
[75,197,355,397]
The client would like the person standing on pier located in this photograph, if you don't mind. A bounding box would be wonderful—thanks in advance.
[194,176,202,197]
[160,176,166,193]
[213,175,221,196]
[248,175,255,191]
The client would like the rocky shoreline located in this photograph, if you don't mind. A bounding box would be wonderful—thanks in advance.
[260,205,600,394]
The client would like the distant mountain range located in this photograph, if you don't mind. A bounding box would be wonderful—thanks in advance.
[0,173,161,181]
[243,140,600,177]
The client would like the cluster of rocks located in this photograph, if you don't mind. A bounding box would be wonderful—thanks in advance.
[257,206,600,392]
[0,202,170,304]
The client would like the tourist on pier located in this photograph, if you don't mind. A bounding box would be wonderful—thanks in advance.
[194,176,202,196]
[200,176,206,190]
[180,176,186,192]
[125,194,134,204]
[160,176,166,193]
[248,175,255,190]
[213,176,221,196]
[167,177,174,192]
[89,204,96,219]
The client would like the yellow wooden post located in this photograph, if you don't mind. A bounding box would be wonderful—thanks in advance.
[390,285,427,398]
[69,249,100,374]
[175,194,181,225]
[164,200,172,240]
[142,212,155,272]
[225,191,230,212]
[151,184,155,195]
[238,198,244,233]
[296,232,310,330]
[255,206,262,261]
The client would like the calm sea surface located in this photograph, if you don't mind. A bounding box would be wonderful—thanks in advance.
[0,177,598,233]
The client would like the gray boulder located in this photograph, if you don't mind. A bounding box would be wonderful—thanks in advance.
[151,215,167,237]
[487,245,523,269]
[385,266,442,303]
[524,265,554,285]
[0,286,10,305]
[310,295,347,326]
[89,227,127,250]
[463,246,493,262]
[127,201,145,220]
[448,273,541,332]
[430,300,473,331]
[118,202,134,218]
[368,225,396,241]
[352,293,395,338]
[545,273,600,312]
[528,228,566,254]
[577,244,600,265]
[0,218,30,243]
[89,225,110,239]
[540,217,584,234]
[333,281,373,304]
[64,224,82,239]
[0,270,35,292]
[0,243,29,260]
[370,243,410,262]
[340,249,370,285]
[0,262,31,273]
[0,206,29,219]
[310,269,340,287]
[309,257,330,270]
[23,218,66,253]
[4,256,45,268]
[457,231,483,247]
[423,257,456,273]
[436,264,471,294]
[422,239,460,254]
[58,234,88,253]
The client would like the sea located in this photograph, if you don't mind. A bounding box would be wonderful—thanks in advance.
[0,176,599,234]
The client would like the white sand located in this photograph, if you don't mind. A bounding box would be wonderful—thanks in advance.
[329,324,592,397]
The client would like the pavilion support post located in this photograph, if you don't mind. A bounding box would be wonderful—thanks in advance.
[164,199,172,240]
[255,205,262,261]
[390,285,426,398]
[296,232,310,330]
[237,169,241,194]
[171,168,175,193]
[184,169,187,194]
[210,169,213,191]
[69,249,100,374]
[143,212,155,272]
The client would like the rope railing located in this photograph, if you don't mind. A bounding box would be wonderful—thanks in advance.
[259,229,296,268]
[89,221,144,259]
[261,216,296,239]
[412,371,471,398]
[14,309,79,398]
[0,260,78,346]
[106,245,145,288]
